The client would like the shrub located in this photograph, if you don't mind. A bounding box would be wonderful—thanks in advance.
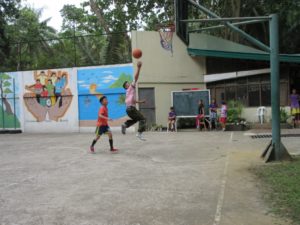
[280,108,289,123]
[227,100,245,123]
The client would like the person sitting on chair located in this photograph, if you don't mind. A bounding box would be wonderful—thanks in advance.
[168,106,176,131]
[196,100,207,130]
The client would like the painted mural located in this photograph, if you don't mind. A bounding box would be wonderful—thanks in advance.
[0,72,21,128]
[77,64,133,127]
[23,70,73,122]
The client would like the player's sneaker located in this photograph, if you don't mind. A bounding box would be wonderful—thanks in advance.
[110,148,118,153]
[136,132,146,141]
[121,124,126,134]
[90,146,95,153]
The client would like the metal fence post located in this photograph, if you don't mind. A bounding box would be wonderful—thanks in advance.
[13,78,16,129]
[1,79,5,129]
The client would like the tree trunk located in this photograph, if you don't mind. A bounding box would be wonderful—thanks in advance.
[2,97,13,114]
[0,82,13,115]
[89,0,131,64]
[89,0,110,34]
[230,0,241,43]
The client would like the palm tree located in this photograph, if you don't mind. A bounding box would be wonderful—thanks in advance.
[8,7,59,70]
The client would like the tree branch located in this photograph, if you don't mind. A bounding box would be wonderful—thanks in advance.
[89,0,110,34]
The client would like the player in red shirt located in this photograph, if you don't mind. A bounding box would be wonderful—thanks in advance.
[90,96,118,153]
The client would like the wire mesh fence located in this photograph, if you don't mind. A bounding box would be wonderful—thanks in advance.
[0,32,132,72]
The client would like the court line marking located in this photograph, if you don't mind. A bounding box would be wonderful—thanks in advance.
[213,133,231,225]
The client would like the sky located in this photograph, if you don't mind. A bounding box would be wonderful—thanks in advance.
[22,0,84,31]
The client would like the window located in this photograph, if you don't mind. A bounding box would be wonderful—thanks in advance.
[207,75,290,107]
[216,87,225,105]
[280,83,288,106]
[236,77,247,85]
[261,84,271,106]
[225,86,236,102]
[237,86,248,106]
[260,74,270,83]
[248,84,260,106]
[248,75,260,84]
[225,79,235,86]
[209,87,216,101]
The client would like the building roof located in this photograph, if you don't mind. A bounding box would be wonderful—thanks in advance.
[204,68,270,83]
[188,33,300,63]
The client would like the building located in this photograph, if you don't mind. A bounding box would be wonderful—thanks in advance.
[131,31,206,127]
[132,29,300,125]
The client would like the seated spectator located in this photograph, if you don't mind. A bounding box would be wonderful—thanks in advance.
[168,107,176,131]
[196,100,207,130]
[209,99,218,130]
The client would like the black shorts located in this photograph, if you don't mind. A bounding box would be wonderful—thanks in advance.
[95,125,110,136]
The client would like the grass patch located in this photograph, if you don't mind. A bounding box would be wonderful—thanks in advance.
[253,157,300,224]
[0,107,20,128]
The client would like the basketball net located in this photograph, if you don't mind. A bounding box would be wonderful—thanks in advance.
[158,24,175,56]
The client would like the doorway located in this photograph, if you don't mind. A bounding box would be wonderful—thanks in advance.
[138,88,156,129]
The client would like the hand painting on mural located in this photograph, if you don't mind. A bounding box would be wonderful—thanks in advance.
[24,70,73,122]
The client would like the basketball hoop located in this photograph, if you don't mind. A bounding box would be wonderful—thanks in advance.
[157,23,175,56]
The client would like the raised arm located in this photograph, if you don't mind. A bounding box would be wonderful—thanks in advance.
[134,61,142,83]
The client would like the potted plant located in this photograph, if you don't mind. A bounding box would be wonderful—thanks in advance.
[226,100,249,131]
[280,108,293,128]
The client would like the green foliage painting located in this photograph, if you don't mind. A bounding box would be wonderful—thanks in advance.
[109,73,133,88]
[0,73,20,128]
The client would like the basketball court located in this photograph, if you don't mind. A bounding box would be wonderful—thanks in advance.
[1,131,296,225]
[1,1,300,224]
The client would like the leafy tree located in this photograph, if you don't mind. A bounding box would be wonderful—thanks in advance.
[60,4,117,66]
[1,0,299,71]
[3,6,59,70]
[189,0,300,53]
[82,0,176,64]
[0,0,21,70]
[15,7,58,70]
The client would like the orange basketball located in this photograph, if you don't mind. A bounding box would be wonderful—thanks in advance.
[132,48,142,59]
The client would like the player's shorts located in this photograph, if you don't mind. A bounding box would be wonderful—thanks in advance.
[219,117,227,123]
[291,108,300,116]
[210,112,217,119]
[95,125,110,136]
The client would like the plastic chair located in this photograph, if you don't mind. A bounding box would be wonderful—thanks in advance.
[167,119,177,132]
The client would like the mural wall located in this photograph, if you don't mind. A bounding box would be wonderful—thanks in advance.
[23,68,79,132]
[0,72,22,129]
[77,64,133,127]
[0,64,132,132]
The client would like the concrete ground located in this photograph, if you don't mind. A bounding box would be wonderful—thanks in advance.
[0,130,299,225]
